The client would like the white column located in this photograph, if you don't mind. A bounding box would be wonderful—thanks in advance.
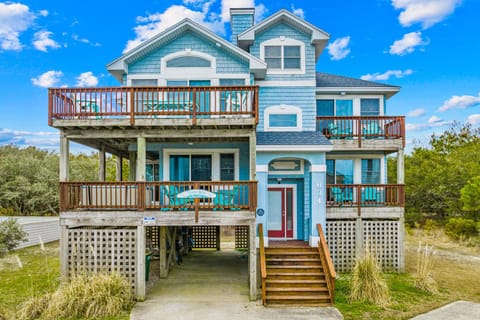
[255,166,268,248]
[309,165,326,247]
[397,149,404,184]
[249,132,256,181]
[59,134,69,182]
[135,226,146,301]
[248,221,257,301]
[129,151,136,181]
[136,137,146,182]
[98,147,106,181]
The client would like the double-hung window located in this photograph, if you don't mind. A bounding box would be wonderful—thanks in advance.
[265,45,301,70]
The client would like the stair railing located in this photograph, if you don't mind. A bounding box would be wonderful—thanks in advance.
[258,223,267,305]
[316,224,336,304]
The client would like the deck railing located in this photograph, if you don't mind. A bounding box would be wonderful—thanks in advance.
[258,223,267,305]
[316,116,405,147]
[326,184,405,207]
[59,181,257,212]
[316,224,336,305]
[49,86,259,126]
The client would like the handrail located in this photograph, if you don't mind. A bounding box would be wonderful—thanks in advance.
[317,223,336,304]
[326,184,405,207]
[258,223,267,305]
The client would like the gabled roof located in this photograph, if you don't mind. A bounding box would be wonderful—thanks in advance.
[256,131,332,152]
[107,19,267,81]
[237,9,330,60]
[316,72,400,98]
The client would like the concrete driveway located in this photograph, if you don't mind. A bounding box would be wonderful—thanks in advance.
[130,250,343,320]
[409,301,480,320]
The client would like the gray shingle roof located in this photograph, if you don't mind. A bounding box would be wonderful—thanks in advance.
[316,72,399,88]
[256,131,331,145]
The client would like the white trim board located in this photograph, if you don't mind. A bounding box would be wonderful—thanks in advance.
[256,145,333,152]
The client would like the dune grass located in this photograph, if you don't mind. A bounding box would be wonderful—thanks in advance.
[0,242,131,320]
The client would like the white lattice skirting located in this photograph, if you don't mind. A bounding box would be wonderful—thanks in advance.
[326,218,403,272]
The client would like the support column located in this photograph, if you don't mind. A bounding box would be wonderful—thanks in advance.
[248,221,257,301]
[136,137,146,182]
[255,167,268,248]
[59,134,69,182]
[355,217,364,259]
[59,226,69,280]
[309,167,326,247]
[129,151,136,181]
[249,132,256,181]
[136,226,146,301]
[98,147,106,181]
[397,149,404,184]
[159,226,168,278]
[116,156,123,181]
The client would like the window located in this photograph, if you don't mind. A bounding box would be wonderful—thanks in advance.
[261,38,305,74]
[361,159,381,184]
[326,159,354,184]
[265,45,301,70]
[361,98,380,116]
[169,155,213,181]
[316,99,353,116]
[166,56,211,68]
[131,79,157,87]
[220,154,235,180]
[264,105,302,131]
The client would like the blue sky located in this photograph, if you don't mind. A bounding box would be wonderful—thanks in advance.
[0,0,479,153]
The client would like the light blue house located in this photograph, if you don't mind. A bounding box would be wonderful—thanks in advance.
[50,8,405,305]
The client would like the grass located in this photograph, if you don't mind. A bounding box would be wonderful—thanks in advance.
[336,229,480,320]
[0,242,131,320]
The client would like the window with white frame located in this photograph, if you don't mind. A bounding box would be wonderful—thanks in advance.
[264,105,302,131]
[360,98,380,116]
[261,38,305,74]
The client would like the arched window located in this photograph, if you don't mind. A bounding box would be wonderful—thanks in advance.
[166,56,211,68]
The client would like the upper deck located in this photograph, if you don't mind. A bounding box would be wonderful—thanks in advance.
[48,86,258,128]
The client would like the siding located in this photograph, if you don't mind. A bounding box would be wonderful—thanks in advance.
[258,86,317,131]
[250,22,316,81]
[231,13,254,44]
[128,32,249,75]
[0,217,59,249]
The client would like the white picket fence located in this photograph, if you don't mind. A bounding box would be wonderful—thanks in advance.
[0,216,60,249]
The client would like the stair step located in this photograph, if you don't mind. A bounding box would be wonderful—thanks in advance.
[267,258,319,262]
[266,287,328,292]
[266,279,326,285]
[266,294,331,300]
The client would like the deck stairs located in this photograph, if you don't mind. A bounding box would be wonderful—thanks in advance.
[264,241,333,306]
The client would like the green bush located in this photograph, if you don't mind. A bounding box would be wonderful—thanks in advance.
[0,218,27,257]
[0,207,17,216]
[445,217,478,240]
[405,210,423,228]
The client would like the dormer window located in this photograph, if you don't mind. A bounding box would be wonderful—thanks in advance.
[261,38,305,74]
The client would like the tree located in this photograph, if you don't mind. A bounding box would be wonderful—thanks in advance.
[460,176,480,219]
[0,218,27,257]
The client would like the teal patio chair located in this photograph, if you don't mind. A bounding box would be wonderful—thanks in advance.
[213,185,240,211]
[330,186,353,206]
[161,185,191,211]
[363,122,383,138]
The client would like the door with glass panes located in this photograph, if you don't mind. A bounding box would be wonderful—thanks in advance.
[267,187,294,238]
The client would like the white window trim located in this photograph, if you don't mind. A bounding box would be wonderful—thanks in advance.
[264,104,302,132]
[163,148,240,181]
[160,50,217,80]
[316,95,385,116]
[260,37,305,75]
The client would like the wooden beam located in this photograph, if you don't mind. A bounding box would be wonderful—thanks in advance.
[397,149,404,184]
[59,226,69,280]
[248,221,257,301]
[136,136,146,181]
[249,131,256,181]
[116,156,123,181]
[129,151,136,181]
[63,128,255,139]
[136,226,146,301]
[159,226,168,278]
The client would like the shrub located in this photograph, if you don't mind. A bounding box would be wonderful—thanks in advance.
[445,217,478,240]
[17,272,134,320]
[0,207,17,216]
[0,218,27,257]
[349,248,390,306]
[414,243,438,294]
[423,219,437,235]
[405,210,423,228]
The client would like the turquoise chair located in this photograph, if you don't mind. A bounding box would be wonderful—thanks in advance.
[213,186,240,210]
[161,185,190,211]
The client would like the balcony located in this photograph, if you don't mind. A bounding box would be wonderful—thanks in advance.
[49,86,258,127]
[326,184,405,207]
[316,116,405,149]
[59,181,257,212]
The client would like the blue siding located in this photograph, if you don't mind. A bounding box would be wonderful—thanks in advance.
[231,13,254,44]
[250,22,316,81]
[128,32,249,75]
[259,86,317,131]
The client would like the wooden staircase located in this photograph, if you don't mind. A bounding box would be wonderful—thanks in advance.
[264,245,332,306]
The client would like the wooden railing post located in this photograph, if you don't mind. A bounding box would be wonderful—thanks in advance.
[192,88,197,125]
[48,89,53,126]
[258,223,267,305]
[316,224,336,305]
[130,87,135,126]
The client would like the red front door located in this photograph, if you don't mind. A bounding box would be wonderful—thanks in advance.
[267,187,294,238]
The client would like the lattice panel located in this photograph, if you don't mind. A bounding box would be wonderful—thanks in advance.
[146,226,160,250]
[234,226,249,249]
[67,227,137,290]
[191,226,219,249]
[363,219,400,271]
[326,219,357,272]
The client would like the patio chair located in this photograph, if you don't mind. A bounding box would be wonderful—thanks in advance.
[328,122,352,139]
[330,186,353,206]
[226,91,247,113]
[363,122,383,138]
[70,94,101,119]
[213,185,240,210]
[161,185,190,211]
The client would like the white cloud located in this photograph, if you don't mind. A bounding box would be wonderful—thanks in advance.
[0,2,36,51]
[38,10,48,17]
[407,108,426,117]
[291,4,304,19]
[220,0,266,22]
[32,30,60,52]
[389,31,427,55]
[406,115,454,131]
[392,0,461,29]
[467,114,480,125]
[0,128,58,149]
[438,93,480,112]
[361,69,413,81]
[72,34,101,47]
[75,72,98,87]
[31,70,63,88]
[327,36,351,61]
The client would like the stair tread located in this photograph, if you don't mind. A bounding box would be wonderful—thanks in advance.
[267,272,324,275]
[266,287,328,292]
[266,294,331,300]
[267,258,320,261]
[266,279,326,283]
[267,265,321,269]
